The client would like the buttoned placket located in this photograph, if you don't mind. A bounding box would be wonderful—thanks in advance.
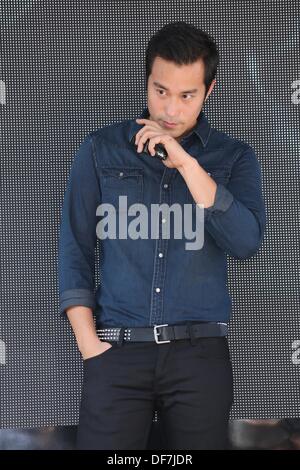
[149,167,175,325]
[148,137,193,326]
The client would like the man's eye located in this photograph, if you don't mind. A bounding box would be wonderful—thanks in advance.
[156,89,193,99]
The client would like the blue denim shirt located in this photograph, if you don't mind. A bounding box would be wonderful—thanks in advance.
[58,107,266,327]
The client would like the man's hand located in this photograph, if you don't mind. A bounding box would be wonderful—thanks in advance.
[135,118,217,208]
[80,336,113,361]
[65,306,114,361]
[135,118,195,170]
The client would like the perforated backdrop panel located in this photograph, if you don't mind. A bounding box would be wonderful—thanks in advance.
[1,1,299,427]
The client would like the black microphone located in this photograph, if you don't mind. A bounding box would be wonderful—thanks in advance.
[131,135,168,161]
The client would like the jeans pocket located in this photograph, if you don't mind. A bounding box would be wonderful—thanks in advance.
[83,343,117,366]
[199,337,231,361]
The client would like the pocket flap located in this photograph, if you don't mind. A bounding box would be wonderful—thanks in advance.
[205,166,231,183]
[101,167,143,179]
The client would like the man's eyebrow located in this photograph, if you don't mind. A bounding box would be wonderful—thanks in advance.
[153,81,198,93]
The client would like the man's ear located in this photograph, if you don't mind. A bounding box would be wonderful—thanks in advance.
[204,79,216,102]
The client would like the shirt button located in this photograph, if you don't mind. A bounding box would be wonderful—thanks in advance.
[119,172,124,177]
[158,253,163,258]
[162,218,166,224]
[163,183,168,189]
[155,288,161,293]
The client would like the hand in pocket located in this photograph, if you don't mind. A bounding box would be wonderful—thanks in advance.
[81,340,113,361]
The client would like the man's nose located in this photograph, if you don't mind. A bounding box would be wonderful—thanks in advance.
[165,98,180,117]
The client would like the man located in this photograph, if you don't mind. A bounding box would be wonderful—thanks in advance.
[58,21,266,449]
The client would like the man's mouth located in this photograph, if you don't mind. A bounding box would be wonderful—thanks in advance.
[162,121,178,128]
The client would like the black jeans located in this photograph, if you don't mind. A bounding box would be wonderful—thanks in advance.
[76,336,234,450]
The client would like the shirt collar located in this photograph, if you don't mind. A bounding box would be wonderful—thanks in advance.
[128,106,211,148]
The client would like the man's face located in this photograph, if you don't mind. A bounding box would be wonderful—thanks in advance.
[147,56,215,141]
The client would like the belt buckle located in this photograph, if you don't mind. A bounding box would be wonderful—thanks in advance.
[153,324,170,344]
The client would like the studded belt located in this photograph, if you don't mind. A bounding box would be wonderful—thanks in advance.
[96,322,228,345]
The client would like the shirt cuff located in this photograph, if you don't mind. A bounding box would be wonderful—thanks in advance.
[59,288,96,316]
[205,183,234,216]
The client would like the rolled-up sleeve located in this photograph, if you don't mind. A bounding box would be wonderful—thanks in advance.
[58,133,101,317]
[204,145,266,259]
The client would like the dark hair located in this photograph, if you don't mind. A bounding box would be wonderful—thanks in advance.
[145,21,219,97]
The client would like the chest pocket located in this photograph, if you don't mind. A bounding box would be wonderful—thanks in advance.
[185,166,231,202]
[205,166,231,185]
[99,167,144,211]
